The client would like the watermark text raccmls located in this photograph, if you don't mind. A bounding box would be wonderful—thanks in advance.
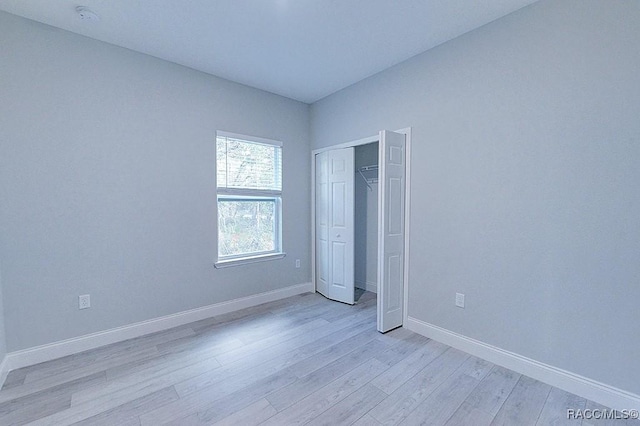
[567,408,639,420]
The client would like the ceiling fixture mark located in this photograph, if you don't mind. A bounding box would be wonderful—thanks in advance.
[75,6,100,22]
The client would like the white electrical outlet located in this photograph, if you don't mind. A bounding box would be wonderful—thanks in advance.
[455,293,465,308]
[295,259,301,268]
[79,294,91,310]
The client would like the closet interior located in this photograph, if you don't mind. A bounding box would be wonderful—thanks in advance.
[354,142,379,301]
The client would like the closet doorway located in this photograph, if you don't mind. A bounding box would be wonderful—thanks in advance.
[312,129,410,332]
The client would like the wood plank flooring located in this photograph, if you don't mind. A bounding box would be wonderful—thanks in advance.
[0,291,636,426]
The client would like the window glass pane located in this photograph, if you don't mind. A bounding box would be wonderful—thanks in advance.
[216,136,282,191]
[218,199,277,258]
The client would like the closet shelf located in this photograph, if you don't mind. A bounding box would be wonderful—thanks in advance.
[359,165,378,172]
[357,164,378,190]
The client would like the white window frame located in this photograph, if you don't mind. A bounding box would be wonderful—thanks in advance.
[214,131,285,268]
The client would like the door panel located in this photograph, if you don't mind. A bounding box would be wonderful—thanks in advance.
[315,148,355,305]
[377,130,406,332]
[331,241,346,288]
[388,178,403,235]
[328,148,355,304]
[315,151,329,297]
[331,182,346,226]
[386,254,401,311]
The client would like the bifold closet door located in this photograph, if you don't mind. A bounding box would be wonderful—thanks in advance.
[315,151,330,298]
[315,148,355,305]
[377,130,406,332]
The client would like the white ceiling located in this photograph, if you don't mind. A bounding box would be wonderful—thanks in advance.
[0,0,539,103]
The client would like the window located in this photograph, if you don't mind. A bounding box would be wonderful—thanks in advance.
[215,132,284,267]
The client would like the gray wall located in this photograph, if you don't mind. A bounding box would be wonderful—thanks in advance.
[0,12,311,351]
[311,0,640,395]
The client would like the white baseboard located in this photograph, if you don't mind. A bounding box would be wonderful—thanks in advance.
[0,355,8,389]
[0,282,314,383]
[405,316,640,412]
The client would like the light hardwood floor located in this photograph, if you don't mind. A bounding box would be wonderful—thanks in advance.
[0,291,636,425]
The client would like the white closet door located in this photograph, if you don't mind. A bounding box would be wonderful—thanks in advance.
[377,130,406,332]
[328,148,355,304]
[315,148,355,305]
[315,151,329,298]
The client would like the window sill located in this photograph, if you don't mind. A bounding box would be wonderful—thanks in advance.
[214,253,286,269]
